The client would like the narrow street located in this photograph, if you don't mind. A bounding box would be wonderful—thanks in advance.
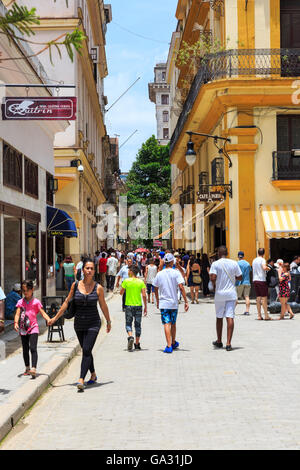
[1,296,300,451]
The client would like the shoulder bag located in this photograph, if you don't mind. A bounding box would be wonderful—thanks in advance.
[64,281,79,319]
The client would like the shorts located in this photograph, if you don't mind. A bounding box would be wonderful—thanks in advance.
[215,300,236,319]
[160,309,178,325]
[146,283,155,295]
[236,284,251,299]
[253,281,268,298]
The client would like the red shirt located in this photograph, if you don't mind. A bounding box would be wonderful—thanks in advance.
[99,258,107,273]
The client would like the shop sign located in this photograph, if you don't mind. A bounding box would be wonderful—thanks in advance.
[2,97,77,120]
[197,192,224,202]
[153,240,163,246]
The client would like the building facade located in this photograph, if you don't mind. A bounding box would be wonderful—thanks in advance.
[17,0,112,265]
[148,63,172,145]
[0,1,68,300]
[169,0,300,262]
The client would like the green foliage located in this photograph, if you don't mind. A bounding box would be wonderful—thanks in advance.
[125,136,171,247]
[0,1,85,63]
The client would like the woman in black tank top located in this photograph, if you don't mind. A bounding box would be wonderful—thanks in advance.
[49,258,112,391]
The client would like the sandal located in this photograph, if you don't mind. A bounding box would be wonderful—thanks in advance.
[23,369,31,376]
[29,369,36,379]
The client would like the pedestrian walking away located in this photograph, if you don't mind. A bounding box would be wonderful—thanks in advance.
[145,258,158,304]
[120,265,147,351]
[98,253,108,288]
[236,251,251,315]
[278,263,294,320]
[200,254,211,297]
[116,258,133,311]
[186,256,201,304]
[62,256,76,292]
[210,246,242,351]
[252,248,272,321]
[14,281,51,378]
[152,253,189,353]
[266,259,279,303]
[106,252,119,292]
[48,258,112,391]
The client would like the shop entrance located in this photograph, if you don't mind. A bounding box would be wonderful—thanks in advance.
[270,238,300,262]
[209,209,226,254]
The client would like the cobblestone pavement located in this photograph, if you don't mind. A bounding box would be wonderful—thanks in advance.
[1,296,300,450]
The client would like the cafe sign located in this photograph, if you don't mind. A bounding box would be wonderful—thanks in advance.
[197,192,224,202]
[2,97,77,120]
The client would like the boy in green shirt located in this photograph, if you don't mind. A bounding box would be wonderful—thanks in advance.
[120,265,147,351]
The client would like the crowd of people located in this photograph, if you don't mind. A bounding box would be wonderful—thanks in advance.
[1,245,299,392]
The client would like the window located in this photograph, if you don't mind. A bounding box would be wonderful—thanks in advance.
[161,94,169,105]
[24,157,38,198]
[162,71,166,81]
[211,158,224,185]
[3,142,22,191]
[277,115,300,150]
[281,0,300,48]
[163,128,169,140]
[163,111,169,122]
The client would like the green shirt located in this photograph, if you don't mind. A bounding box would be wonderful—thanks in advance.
[122,278,146,306]
[63,263,75,277]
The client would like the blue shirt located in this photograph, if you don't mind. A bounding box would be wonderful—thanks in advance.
[5,290,20,318]
[117,265,129,281]
[236,260,251,286]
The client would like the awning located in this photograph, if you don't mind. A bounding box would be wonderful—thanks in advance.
[47,206,78,238]
[260,204,300,239]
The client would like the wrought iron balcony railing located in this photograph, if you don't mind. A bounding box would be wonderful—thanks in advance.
[170,48,300,154]
[272,151,300,180]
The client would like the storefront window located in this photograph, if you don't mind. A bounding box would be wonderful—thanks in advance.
[25,222,38,286]
[4,216,21,293]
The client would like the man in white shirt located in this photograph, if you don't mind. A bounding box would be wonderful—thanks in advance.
[252,248,271,321]
[116,258,133,311]
[210,246,242,351]
[152,253,189,353]
[106,253,119,292]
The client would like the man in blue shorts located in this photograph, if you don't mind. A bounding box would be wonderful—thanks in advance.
[152,253,189,353]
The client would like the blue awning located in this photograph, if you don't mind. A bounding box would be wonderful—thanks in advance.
[47,206,78,238]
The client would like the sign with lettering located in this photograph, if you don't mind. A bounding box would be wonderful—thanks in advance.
[2,97,77,120]
[197,192,224,202]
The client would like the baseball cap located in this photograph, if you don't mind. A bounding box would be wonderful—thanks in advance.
[238,251,244,258]
[164,253,175,264]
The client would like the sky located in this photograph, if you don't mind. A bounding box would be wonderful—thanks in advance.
[104,0,178,172]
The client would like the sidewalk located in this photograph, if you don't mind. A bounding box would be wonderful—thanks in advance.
[0,291,115,442]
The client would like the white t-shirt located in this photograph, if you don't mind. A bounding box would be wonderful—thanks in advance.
[106,257,119,276]
[252,257,267,282]
[146,264,157,284]
[210,258,242,302]
[152,268,184,309]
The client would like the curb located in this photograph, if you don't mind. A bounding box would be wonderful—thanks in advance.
[0,292,115,443]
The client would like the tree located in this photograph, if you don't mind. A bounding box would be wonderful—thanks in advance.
[125,136,171,248]
[0,1,85,64]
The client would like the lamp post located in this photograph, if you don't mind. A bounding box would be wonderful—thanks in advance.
[185,131,232,168]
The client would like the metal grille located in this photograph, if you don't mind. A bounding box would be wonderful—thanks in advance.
[272,151,300,180]
[211,158,224,185]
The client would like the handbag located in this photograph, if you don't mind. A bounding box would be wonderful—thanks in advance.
[192,271,201,284]
[19,308,31,332]
[64,281,78,319]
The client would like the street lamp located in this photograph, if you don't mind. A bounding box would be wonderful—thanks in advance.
[185,131,232,167]
[70,159,84,174]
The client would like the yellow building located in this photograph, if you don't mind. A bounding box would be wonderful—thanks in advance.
[169,0,300,263]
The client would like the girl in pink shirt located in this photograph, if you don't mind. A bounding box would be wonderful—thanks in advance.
[14,281,51,378]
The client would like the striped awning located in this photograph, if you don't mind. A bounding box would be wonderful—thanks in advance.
[260,204,300,239]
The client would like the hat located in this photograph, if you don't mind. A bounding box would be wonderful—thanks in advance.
[238,251,244,258]
[164,253,175,264]
[111,253,115,257]
[13,283,21,292]
[275,259,283,267]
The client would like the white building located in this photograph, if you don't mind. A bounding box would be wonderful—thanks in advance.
[15,0,112,264]
[0,1,68,300]
[148,63,171,145]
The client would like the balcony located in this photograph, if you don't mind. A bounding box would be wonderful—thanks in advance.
[272,152,300,189]
[170,48,300,155]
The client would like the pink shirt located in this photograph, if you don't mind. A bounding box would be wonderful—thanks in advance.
[16,297,43,336]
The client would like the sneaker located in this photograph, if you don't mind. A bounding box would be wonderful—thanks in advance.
[212,341,223,348]
[226,345,233,351]
[172,341,179,350]
[134,343,141,350]
[243,312,250,316]
[164,346,173,353]
[127,336,134,351]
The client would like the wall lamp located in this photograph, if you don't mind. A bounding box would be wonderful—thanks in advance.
[70,159,84,173]
[185,131,232,168]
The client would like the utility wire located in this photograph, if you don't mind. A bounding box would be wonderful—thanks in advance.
[106,76,141,112]
[112,21,170,45]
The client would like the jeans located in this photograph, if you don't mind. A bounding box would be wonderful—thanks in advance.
[106,275,116,290]
[65,276,75,292]
[125,306,142,337]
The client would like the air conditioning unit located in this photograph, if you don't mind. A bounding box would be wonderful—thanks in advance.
[91,46,100,64]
